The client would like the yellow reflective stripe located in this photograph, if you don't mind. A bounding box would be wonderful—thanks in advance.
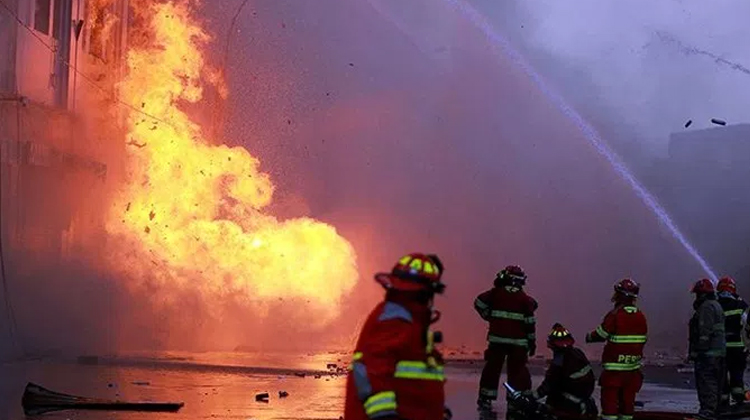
[569,365,592,379]
[620,416,634,420]
[623,306,638,313]
[725,309,745,316]
[364,391,397,416]
[728,342,745,348]
[601,416,618,420]
[525,316,536,324]
[609,335,647,344]
[602,362,641,371]
[474,299,490,310]
[394,361,445,381]
[596,325,610,339]
[488,335,528,347]
[348,351,364,371]
[490,310,526,321]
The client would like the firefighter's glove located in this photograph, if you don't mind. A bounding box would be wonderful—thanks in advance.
[528,342,536,357]
[443,406,453,420]
[584,333,594,343]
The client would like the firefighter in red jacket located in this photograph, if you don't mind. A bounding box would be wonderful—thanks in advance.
[523,323,598,418]
[474,265,537,415]
[586,278,648,420]
[344,253,451,420]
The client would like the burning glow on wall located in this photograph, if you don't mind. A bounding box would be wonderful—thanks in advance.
[103,1,358,327]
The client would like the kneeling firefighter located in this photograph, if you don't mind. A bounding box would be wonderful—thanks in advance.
[522,323,597,418]
[344,253,452,420]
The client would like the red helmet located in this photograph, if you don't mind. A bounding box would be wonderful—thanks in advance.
[691,278,715,294]
[375,253,445,294]
[717,276,737,294]
[614,278,640,299]
[547,323,575,349]
[496,265,527,287]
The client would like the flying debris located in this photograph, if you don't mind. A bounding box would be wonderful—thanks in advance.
[21,383,183,415]
[684,120,693,128]
[711,118,727,126]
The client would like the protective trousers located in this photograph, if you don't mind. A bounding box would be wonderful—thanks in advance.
[478,343,531,401]
[599,370,643,420]
[724,348,747,402]
[695,355,726,420]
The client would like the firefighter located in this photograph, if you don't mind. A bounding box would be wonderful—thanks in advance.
[689,278,727,420]
[716,276,749,404]
[474,265,537,415]
[585,278,648,420]
[522,323,598,418]
[344,253,451,420]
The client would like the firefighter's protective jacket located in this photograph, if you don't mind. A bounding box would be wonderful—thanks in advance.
[535,347,595,402]
[717,291,748,350]
[474,287,537,348]
[344,300,445,420]
[586,305,648,371]
[689,297,726,358]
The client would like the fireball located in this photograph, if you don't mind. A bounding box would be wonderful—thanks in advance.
[103,1,358,327]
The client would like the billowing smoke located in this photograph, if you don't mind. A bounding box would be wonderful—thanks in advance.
[196,0,739,354]
[467,0,750,157]
[4,0,746,359]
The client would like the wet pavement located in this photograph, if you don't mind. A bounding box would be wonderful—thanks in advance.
[0,352,701,420]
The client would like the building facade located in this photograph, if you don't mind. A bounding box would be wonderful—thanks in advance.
[647,124,750,285]
[0,0,128,271]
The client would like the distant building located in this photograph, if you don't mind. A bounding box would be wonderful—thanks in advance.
[0,0,128,267]
[648,124,750,285]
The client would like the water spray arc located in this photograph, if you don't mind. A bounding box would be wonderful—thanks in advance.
[441,0,717,281]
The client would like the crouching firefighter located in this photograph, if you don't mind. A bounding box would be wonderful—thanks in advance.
[586,279,648,420]
[474,265,538,417]
[522,323,598,418]
[717,276,749,404]
[344,253,452,420]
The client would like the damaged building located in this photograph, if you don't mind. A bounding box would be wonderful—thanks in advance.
[648,124,750,286]
[0,0,128,293]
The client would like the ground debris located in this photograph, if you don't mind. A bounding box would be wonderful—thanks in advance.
[326,363,338,370]
[132,381,150,386]
[255,392,269,402]
[279,391,289,398]
[293,372,306,378]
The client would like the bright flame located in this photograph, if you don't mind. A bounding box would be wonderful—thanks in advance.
[104,1,358,326]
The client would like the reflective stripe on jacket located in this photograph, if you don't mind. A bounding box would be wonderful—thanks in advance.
[344,300,445,420]
[475,287,537,348]
[588,305,648,371]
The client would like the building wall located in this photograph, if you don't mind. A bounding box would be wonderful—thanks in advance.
[648,124,750,285]
[0,0,18,93]
[1,0,122,266]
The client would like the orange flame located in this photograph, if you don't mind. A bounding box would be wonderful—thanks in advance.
[104,1,358,329]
